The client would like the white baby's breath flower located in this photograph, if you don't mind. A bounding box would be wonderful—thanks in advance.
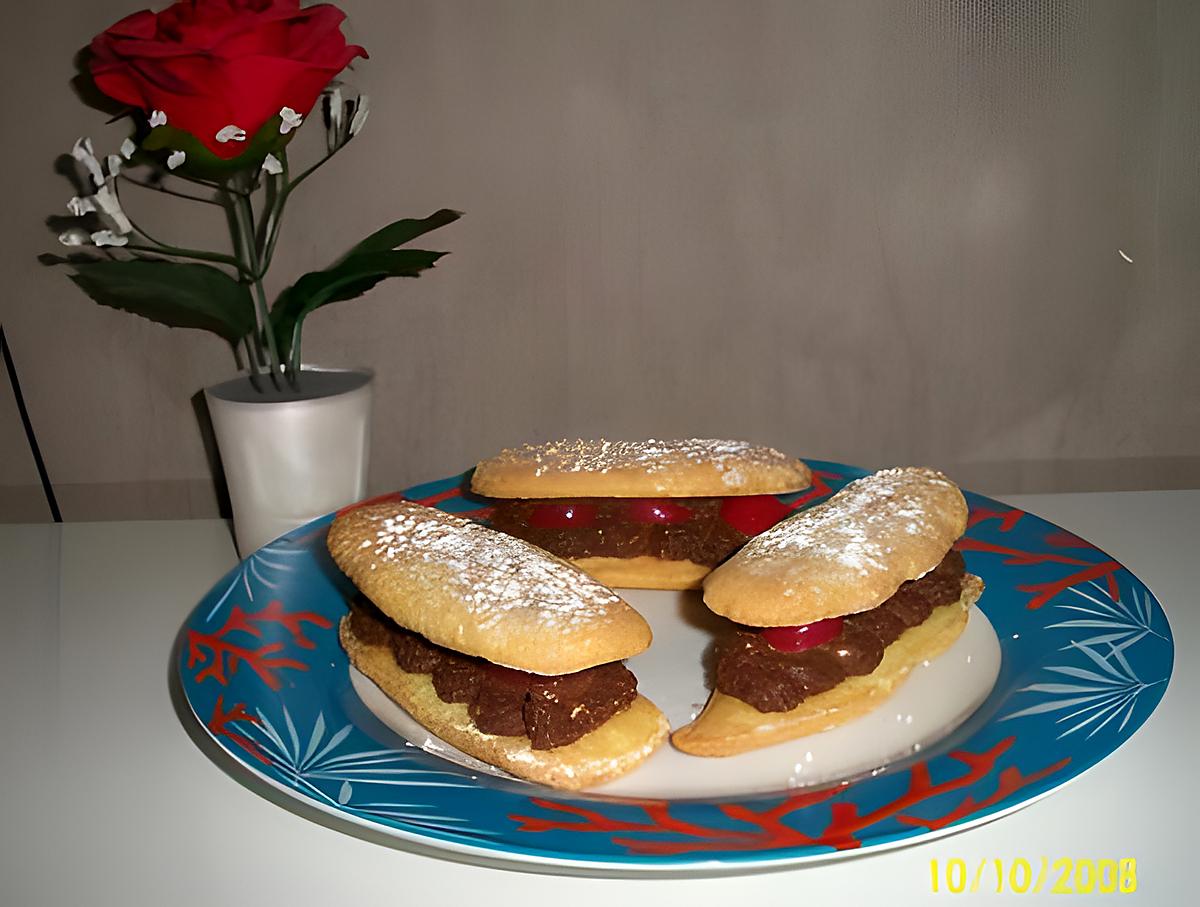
[215,124,247,143]
[322,86,346,153]
[120,138,137,159]
[167,150,186,170]
[58,227,89,246]
[94,185,133,235]
[348,95,370,137]
[67,196,97,216]
[59,138,135,240]
[149,109,167,127]
[325,86,344,133]
[279,107,303,134]
[261,153,283,175]
[65,140,133,236]
[71,137,104,186]
[91,230,128,247]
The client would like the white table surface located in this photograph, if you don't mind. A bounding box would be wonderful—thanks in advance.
[1,490,1194,904]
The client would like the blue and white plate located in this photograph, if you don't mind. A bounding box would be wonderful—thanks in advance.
[176,461,1173,872]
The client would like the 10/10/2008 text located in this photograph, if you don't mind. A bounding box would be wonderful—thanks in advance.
[930,858,1137,895]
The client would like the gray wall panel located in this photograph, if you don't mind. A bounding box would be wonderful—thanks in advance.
[2,0,1197,520]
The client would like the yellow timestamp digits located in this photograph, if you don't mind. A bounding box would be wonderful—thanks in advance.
[930,857,1137,894]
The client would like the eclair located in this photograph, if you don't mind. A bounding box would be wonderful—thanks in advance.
[472,439,812,590]
[328,501,669,790]
[672,467,983,757]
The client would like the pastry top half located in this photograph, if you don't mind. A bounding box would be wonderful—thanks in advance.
[327,501,652,675]
[471,438,811,498]
[702,467,968,626]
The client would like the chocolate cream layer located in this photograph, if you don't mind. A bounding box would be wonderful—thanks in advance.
[716,550,967,712]
[347,600,638,749]
[486,495,793,566]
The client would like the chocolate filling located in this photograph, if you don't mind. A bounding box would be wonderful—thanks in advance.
[347,600,638,749]
[486,496,781,566]
[715,549,967,712]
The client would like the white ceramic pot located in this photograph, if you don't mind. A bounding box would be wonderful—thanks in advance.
[205,367,373,557]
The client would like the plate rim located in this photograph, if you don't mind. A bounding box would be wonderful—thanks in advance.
[175,460,1175,870]
[179,675,1115,874]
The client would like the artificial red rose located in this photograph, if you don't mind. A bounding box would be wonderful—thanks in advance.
[89,0,367,159]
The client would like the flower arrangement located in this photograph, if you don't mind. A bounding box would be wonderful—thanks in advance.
[46,0,459,391]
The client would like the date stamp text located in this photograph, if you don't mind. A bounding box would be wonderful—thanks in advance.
[930,858,1137,895]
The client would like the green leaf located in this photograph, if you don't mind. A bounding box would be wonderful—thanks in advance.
[346,209,463,258]
[65,258,255,344]
[271,249,446,364]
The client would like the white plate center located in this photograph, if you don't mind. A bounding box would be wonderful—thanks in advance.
[350,589,1001,798]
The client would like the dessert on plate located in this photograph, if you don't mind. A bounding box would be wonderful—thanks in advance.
[473,438,812,590]
[673,466,983,756]
[328,500,669,789]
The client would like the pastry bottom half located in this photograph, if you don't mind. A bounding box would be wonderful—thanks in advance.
[672,574,984,756]
[570,555,711,591]
[340,616,669,790]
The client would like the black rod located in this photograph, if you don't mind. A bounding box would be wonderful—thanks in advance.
[1,325,62,522]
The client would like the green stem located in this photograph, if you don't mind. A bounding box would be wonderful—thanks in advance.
[289,321,302,376]
[281,149,337,196]
[254,171,279,254]
[251,274,286,388]
[257,151,292,278]
[112,173,251,276]
[258,146,341,278]
[242,336,264,392]
[232,187,284,387]
[122,242,252,277]
[223,188,268,374]
[119,211,170,248]
[118,174,223,205]
[175,171,253,197]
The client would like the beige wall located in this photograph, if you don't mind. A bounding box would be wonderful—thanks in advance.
[3,0,1199,522]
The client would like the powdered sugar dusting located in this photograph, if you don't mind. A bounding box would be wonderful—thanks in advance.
[487,439,794,484]
[363,502,624,631]
[732,467,960,575]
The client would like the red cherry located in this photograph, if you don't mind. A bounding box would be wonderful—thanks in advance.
[528,502,598,528]
[625,499,694,524]
[760,617,845,652]
[719,495,792,535]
